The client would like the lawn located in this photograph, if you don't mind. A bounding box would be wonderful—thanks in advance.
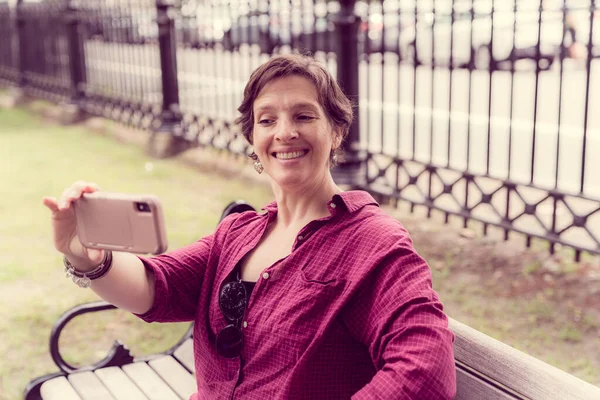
[0,107,273,399]
[0,106,598,399]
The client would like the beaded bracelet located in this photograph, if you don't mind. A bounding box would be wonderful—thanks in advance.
[64,250,113,288]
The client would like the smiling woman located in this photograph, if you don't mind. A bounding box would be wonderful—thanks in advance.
[250,75,342,193]
[43,53,456,399]
[236,53,353,168]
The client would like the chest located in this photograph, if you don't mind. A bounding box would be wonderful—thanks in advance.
[200,222,371,377]
[239,226,299,282]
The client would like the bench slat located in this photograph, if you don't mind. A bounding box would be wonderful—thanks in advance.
[68,371,116,400]
[95,366,148,400]
[173,338,195,373]
[40,376,82,400]
[456,364,519,400]
[122,362,181,400]
[149,356,196,399]
[450,318,600,400]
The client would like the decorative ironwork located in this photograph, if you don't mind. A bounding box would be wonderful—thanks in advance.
[366,153,600,260]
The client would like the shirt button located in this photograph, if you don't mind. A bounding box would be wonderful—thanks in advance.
[243,321,248,328]
[330,202,337,209]
[297,235,304,241]
[262,272,270,280]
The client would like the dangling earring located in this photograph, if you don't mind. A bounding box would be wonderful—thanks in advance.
[254,160,264,174]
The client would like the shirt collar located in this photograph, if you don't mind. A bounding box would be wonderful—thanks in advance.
[262,201,278,215]
[331,190,379,213]
[261,190,379,215]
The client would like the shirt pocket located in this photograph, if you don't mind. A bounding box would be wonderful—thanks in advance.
[248,271,347,370]
[270,270,346,346]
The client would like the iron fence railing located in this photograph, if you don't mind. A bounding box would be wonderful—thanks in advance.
[0,0,598,260]
[0,2,20,85]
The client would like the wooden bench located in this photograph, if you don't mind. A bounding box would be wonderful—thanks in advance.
[24,202,600,400]
[24,300,196,400]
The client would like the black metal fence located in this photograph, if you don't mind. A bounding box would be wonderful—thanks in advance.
[1,0,599,260]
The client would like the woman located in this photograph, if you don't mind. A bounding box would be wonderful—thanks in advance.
[43,54,456,399]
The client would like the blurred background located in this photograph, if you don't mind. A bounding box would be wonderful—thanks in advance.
[1,0,600,397]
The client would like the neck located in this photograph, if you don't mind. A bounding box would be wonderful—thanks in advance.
[270,173,342,228]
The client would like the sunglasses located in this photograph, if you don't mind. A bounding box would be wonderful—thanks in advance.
[216,276,248,358]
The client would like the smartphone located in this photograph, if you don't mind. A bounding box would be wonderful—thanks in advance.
[74,192,168,255]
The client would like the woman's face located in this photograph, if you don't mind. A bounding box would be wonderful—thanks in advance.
[252,75,340,192]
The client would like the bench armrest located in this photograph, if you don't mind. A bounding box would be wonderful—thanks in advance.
[49,300,194,374]
[49,300,132,374]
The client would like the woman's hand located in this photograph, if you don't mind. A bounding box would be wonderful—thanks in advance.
[43,182,156,313]
[42,181,104,271]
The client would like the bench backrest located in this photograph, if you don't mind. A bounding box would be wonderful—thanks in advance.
[450,318,600,400]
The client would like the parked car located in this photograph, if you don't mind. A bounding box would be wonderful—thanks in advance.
[223,1,338,53]
[84,13,157,44]
[396,0,600,69]
[356,0,416,57]
[183,0,404,55]
[267,2,339,53]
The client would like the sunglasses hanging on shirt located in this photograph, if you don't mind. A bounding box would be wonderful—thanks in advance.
[216,271,248,358]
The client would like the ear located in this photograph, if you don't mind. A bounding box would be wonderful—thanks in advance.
[332,128,343,150]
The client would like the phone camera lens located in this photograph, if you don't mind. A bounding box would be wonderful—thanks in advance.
[135,202,151,213]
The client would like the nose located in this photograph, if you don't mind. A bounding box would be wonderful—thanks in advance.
[274,116,299,142]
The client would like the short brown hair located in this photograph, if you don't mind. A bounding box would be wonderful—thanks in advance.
[235,53,354,166]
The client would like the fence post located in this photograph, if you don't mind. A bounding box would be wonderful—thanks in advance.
[15,0,27,91]
[331,0,365,187]
[149,0,188,158]
[61,0,87,123]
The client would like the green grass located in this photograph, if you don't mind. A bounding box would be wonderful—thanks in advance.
[429,257,600,387]
[0,107,273,399]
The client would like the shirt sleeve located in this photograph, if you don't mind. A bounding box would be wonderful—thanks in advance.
[134,213,238,323]
[342,234,456,400]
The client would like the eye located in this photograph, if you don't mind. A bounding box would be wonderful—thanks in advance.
[297,115,315,121]
[258,118,273,125]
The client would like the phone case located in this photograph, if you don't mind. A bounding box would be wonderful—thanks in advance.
[74,192,168,255]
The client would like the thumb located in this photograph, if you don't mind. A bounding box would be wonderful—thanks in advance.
[86,248,105,264]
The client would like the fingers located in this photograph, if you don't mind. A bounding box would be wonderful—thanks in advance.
[57,181,100,211]
[73,180,100,194]
[43,196,74,220]
[42,196,60,213]
[58,188,75,211]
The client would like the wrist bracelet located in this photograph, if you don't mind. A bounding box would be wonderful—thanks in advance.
[64,250,113,288]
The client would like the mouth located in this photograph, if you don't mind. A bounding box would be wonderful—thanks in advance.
[272,150,309,160]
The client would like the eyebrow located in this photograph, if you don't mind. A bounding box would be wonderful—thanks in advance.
[254,102,320,115]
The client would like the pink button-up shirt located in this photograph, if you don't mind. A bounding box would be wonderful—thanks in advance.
[137,191,456,399]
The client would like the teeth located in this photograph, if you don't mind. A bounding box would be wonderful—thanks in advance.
[275,151,305,160]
